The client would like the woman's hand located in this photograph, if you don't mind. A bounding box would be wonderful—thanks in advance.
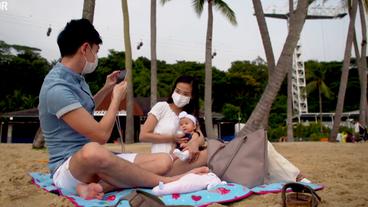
[175,133,189,144]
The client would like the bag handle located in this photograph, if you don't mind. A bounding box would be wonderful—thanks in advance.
[212,136,247,178]
[281,182,321,207]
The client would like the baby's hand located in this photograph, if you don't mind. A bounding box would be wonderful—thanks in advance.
[180,142,188,149]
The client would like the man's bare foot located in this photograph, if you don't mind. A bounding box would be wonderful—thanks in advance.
[76,183,104,200]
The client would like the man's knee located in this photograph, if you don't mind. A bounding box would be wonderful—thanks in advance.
[157,154,173,175]
[79,142,111,167]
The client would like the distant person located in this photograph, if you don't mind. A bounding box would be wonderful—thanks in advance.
[38,19,207,199]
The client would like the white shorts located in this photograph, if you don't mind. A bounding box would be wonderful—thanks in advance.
[53,152,138,194]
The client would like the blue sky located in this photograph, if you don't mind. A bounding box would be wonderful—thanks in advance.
[0,0,359,71]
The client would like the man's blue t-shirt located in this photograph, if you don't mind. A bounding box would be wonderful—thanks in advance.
[38,62,95,175]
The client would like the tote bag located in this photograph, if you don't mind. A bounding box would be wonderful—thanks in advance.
[207,128,268,188]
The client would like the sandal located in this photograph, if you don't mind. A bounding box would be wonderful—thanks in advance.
[113,189,193,207]
[281,182,321,207]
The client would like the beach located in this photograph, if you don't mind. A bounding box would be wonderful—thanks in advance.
[0,142,367,207]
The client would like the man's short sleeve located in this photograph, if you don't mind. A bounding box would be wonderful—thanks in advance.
[46,85,82,118]
[148,102,167,121]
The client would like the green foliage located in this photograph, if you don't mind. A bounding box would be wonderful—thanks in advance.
[268,125,286,142]
[293,122,330,141]
[268,122,331,142]
[0,41,50,112]
[222,103,240,121]
[0,40,362,134]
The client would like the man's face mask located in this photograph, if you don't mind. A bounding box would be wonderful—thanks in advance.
[82,45,98,75]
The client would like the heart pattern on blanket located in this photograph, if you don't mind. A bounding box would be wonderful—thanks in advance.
[191,195,202,201]
[172,193,180,200]
[29,172,323,207]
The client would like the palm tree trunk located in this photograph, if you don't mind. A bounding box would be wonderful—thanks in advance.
[287,59,294,141]
[238,0,309,136]
[287,0,295,142]
[358,0,367,126]
[204,0,215,138]
[353,32,367,126]
[150,0,158,107]
[330,0,358,142]
[252,0,275,75]
[32,127,45,149]
[82,0,95,23]
[318,85,323,133]
[121,0,134,144]
[252,0,276,130]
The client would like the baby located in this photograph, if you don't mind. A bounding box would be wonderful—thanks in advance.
[173,111,201,161]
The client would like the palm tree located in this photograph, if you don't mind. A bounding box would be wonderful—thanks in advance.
[252,0,275,131]
[287,0,295,142]
[162,0,237,138]
[238,0,310,136]
[305,62,333,133]
[151,0,158,107]
[330,0,358,142]
[82,0,95,23]
[121,0,135,144]
[252,0,294,141]
[357,0,367,126]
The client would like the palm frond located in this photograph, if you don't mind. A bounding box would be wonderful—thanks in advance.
[214,0,237,25]
[320,82,333,99]
[306,81,318,94]
[192,0,205,16]
[160,0,172,6]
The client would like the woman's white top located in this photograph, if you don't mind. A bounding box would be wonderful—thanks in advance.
[149,102,179,153]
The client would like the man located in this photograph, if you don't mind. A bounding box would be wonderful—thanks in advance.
[38,19,207,199]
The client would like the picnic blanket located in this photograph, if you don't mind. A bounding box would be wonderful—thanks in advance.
[29,172,324,207]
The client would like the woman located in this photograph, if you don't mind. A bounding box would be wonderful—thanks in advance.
[140,76,207,175]
[140,75,307,182]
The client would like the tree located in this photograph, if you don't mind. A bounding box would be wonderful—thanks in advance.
[121,0,135,144]
[357,0,367,126]
[252,0,275,131]
[82,0,95,23]
[162,0,237,138]
[330,0,358,142]
[305,61,333,133]
[151,0,158,107]
[238,0,310,136]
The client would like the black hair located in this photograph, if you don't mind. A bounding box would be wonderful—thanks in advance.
[57,19,102,57]
[167,75,199,117]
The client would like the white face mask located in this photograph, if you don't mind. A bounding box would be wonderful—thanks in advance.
[172,91,191,108]
[81,47,98,75]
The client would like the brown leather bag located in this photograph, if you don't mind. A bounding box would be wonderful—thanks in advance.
[207,128,268,188]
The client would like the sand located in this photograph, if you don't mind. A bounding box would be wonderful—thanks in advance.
[0,142,367,207]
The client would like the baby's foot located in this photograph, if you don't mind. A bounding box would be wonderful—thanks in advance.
[173,149,190,161]
[76,183,104,200]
